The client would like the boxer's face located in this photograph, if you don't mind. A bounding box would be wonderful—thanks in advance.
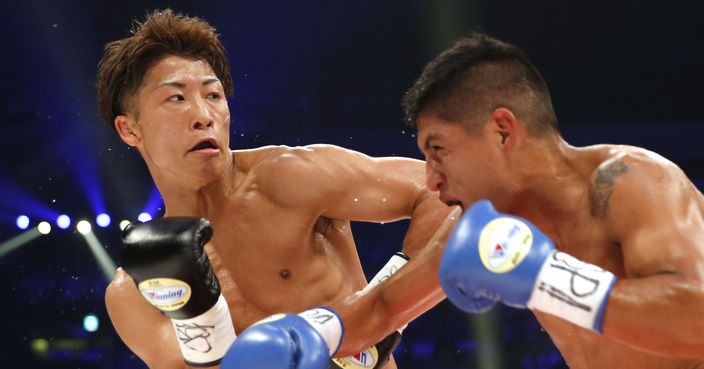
[115,56,231,186]
[416,113,506,211]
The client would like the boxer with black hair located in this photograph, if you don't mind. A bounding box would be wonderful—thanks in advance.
[407,33,704,369]
[98,9,456,369]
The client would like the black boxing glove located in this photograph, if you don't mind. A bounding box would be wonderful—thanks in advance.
[330,252,410,369]
[121,217,236,367]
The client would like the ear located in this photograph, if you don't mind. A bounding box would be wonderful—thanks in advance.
[487,107,520,153]
[114,115,142,147]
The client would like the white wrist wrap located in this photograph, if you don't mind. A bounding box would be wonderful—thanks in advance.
[362,253,409,292]
[170,294,236,366]
[299,307,344,357]
[526,250,617,333]
[363,252,409,333]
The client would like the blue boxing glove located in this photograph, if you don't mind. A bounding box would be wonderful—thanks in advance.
[439,200,618,333]
[221,307,343,369]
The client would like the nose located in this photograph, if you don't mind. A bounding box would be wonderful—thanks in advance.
[190,98,214,130]
[425,158,446,192]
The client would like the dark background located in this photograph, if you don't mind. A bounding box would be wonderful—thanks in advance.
[0,1,702,368]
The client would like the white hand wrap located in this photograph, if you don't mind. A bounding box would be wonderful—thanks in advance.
[363,252,410,333]
[526,250,617,333]
[170,294,236,366]
[298,307,345,357]
[362,252,410,292]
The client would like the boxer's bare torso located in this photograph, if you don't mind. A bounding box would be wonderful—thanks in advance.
[106,146,440,368]
[506,145,704,369]
[105,56,453,368]
[417,107,704,368]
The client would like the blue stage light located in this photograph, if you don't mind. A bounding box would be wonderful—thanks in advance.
[83,314,99,332]
[56,214,71,229]
[95,213,111,228]
[137,212,152,222]
[16,215,30,230]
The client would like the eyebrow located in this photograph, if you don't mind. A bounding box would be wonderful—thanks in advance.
[423,134,439,150]
[153,78,222,91]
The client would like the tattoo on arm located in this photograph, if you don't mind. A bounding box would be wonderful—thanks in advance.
[589,160,631,217]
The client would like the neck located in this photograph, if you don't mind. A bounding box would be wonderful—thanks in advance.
[153,154,236,219]
[500,137,589,222]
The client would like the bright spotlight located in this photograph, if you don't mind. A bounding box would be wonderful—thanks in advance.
[95,213,111,228]
[77,220,92,235]
[83,314,99,332]
[37,221,51,235]
[137,212,152,222]
[16,215,30,230]
[56,214,71,229]
[119,220,131,231]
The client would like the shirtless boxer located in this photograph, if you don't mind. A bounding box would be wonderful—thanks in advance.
[97,9,453,369]
[404,32,704,368]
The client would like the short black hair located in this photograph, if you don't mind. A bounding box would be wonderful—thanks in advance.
[403,32,557,136]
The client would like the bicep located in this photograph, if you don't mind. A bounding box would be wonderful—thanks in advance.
[272,145,429,222]
[105,268,188,369]
[324,155,428,222]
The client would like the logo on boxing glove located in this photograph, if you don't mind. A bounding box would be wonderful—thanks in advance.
[138,278,192,311]
[332,346,379,368]
[478,218,533,273]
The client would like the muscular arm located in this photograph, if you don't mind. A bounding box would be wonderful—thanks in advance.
[331,207,461,356]
[106,268,216,369]
[597,152,704,359]
[262,144,452,257]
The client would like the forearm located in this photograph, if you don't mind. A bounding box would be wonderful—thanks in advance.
[333,208,459,355]
[333,249,445,356]
[603,273,704,359]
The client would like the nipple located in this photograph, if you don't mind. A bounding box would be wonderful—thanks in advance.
[279,269,291,280]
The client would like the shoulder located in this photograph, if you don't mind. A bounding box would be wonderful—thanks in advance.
[587,145,684,218]
[235,144,350,168]
[254,144,376,182]
[586,145,702,246]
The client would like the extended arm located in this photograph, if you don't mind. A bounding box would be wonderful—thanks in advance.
[262,144,452,257]
[331,206,460,355]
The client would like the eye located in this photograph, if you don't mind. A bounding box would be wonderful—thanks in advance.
[167,95,185,102]
[207,92,221,100]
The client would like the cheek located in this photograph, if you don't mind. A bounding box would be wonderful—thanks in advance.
[142,124,182,157]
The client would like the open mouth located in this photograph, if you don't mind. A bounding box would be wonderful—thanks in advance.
[190,139,218,152]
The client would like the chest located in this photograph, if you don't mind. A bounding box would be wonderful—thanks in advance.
[198,194,362,331]
[532,213,626,277]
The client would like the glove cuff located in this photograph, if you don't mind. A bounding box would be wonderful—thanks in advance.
[170,294,237,367]
[526,250,617,333]
[298,307,345,357]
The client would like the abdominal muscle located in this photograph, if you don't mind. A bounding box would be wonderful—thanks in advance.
[205,220,368,335]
